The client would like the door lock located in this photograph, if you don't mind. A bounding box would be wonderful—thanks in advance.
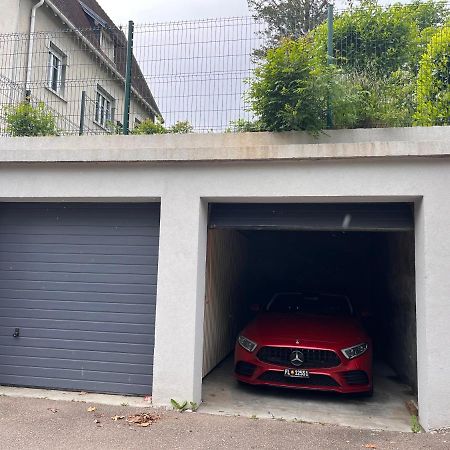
[13,328,20,337]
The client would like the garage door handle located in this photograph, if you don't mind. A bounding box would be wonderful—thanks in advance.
[13,328,20,337]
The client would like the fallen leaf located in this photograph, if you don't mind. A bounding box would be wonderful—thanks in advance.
[364,445,377,449]
[126,412,160,426]
[47,408,58,413]
[112,415,125,421]
[87,406,96,412]
[94,419,100,424]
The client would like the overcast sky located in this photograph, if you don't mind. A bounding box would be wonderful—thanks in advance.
[97,0,250,25]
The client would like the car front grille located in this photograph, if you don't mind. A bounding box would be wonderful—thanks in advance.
[258,371,340,387]
[342,370,370,385]
[257,346,341,368]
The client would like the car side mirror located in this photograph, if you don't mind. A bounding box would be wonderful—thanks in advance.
[250,304,261,312]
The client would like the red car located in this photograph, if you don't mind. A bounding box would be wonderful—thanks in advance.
[234,292,373,395]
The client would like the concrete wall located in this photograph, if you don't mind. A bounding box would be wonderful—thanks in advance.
[0,0,152,135]
[374,232,417,392]
[0,128,449,431]
[203,230,249,376]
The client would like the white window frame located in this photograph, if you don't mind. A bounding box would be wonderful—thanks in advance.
[95,86,115,129]
[47,43,66,96]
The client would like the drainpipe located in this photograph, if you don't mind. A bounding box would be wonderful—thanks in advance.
[25,0,45,99]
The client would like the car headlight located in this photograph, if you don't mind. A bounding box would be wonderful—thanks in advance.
[238,335,258,353]
[341,343,368,360]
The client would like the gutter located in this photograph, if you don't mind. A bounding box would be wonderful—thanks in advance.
[25,0,45,96]
[43,0,161,119]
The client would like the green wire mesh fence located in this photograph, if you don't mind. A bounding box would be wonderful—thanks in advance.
[0,1,448,136]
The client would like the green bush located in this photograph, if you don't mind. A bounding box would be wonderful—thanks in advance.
[132,118,167,135]
[414,24,450,126]
[132,119,193,135]
[248,0,449,133]
[248,37,387,133]
[4,102,58,136]
[248,37,330,133]
[168,120,194,134]
[225,118,265,133]
[312,0,449,76]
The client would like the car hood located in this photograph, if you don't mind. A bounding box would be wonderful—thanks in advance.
[242,313,367,346]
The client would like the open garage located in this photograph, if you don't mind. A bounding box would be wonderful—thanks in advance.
[202,203,417,430]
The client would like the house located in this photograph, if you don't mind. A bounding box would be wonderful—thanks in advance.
[0,0,160,134]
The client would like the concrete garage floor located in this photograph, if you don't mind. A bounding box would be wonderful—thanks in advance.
[201,356,415,432]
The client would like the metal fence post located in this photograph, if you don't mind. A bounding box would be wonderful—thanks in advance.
[79,90,86,136]
[326,3,334,129]
[123,20,134,135]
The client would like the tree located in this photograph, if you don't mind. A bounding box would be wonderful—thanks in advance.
[248,0,328,52]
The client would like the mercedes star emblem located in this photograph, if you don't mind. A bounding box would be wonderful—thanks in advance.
[290,350,305,367]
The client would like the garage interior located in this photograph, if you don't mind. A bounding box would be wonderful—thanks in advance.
[201,203,417,431]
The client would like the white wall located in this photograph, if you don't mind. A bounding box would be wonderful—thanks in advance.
[203,229,249,376]
[0,1,21,34]
[0,129,449,431]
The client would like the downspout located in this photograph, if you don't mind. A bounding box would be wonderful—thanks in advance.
[25,0,45,98]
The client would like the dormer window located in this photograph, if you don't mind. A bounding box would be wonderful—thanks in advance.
[79,1,107,28]
[100,30,115,61]
[79,1,114,61]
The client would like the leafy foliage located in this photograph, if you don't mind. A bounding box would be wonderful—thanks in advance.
[132,118,167,135]
[248,0,328,53]
[225,118,265,132]
[248,37,328,132]
[248,0,450,133]
[4,102,58,136]
[414,24,450,125]
[132,119,194,135]
[319,0,449,76]
[169,120,194,134]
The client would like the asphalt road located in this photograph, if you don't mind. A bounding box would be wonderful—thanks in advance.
[0,396,448,450]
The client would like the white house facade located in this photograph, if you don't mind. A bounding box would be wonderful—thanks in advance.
[0,0,160,135]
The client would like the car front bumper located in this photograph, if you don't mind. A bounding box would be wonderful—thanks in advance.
[234,344,373,394]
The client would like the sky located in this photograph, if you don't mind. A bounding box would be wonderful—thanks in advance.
[97,0,250,25]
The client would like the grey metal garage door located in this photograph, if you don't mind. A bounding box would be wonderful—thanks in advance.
[0,203,160,395]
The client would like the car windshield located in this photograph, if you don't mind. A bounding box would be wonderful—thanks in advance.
[266,293,352,316]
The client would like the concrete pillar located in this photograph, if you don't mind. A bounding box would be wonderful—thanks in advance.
[151,192,208,406]
[415,193,450,431]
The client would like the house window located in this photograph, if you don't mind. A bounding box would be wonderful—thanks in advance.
[48,44,66,95]
[100,30,115,61]
[95,87,114,128]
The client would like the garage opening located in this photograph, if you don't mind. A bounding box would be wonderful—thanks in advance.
[202,203,416,431]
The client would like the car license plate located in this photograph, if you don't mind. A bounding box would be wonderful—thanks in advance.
[284,368,309,378]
